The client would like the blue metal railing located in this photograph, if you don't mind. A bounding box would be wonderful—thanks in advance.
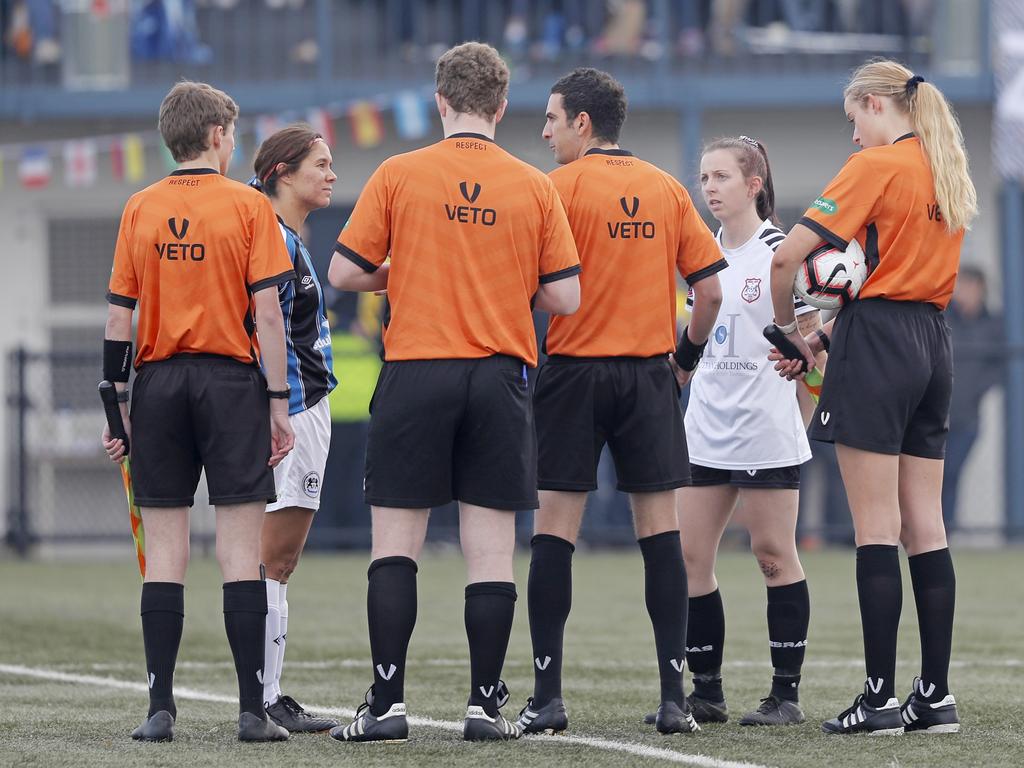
[0,0,993,120]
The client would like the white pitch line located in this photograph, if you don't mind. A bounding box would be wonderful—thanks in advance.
[0,663,770,768]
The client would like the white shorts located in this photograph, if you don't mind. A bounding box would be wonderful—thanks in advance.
[266,396,331,512]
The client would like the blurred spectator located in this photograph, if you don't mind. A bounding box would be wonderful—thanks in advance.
[943,266,1004,530]
[131,0,210,63]
[3,0,60,63]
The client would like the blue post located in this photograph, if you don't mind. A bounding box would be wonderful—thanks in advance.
[316,0,334,93]
[1001,179,1024,539]
[679,107,703,196]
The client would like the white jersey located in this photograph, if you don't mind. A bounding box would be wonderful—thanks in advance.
[684,220,816,470]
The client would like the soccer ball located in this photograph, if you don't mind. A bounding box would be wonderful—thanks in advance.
[793,239,868,311]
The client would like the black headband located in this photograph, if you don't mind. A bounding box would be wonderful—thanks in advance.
[906,75,925,94]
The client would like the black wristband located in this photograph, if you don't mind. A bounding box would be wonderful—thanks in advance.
[103,339,132,383]
[815,328,831,353]
[116,389,129,403]
[267,387,291,400]
[675,326,707,372]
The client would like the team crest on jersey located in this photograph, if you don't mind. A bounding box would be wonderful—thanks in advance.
[741,278,761,303]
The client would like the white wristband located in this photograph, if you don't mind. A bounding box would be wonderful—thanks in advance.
[774,318,798,334]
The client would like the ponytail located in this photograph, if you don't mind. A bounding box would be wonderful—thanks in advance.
[910,81,977,232]
[844,60,977,233]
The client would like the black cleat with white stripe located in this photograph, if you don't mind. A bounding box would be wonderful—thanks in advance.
[900,678,960,734]
[464,681,522,741]
[644,693,728,725]
[330,686,408,743]
[515,697,568,735]
[821,692,904,736]
[654,700,701,734]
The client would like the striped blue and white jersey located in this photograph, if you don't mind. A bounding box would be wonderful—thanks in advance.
[275,220,337,415]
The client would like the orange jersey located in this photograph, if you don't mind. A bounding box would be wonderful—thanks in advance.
[108,169,295,366]
[336,133,580,366]
[544,149,726,357]
[799,134,964,309]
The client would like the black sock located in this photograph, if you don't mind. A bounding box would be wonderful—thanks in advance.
[528,534,574,707]
[638,531,687,708]
[367,556,418,715]
[908,548,956,702]
[141,582,184,719]
[766,580,810,702]
[686,589,725,701]
[856,545,901,706]
[223,580,268,718]
[465,581,517,717]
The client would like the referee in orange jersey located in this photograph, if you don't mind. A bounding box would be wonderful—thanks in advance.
[102,81,295,743]
[769,61,977,736]
[328,42,580,744]
[516,67,725,737]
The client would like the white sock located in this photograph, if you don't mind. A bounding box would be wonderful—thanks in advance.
[276,583,288,695]
[264,578,281,706]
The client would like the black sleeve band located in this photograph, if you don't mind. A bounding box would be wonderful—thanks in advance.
[675,325,707,372]
[539,263,582,284]
[685,257,729,285]
[815,328,831,353]
[106,291,138,309]
[335,242,379,273]
[797,217,848,252]
[249,269,296,294]
[103,339,133,382]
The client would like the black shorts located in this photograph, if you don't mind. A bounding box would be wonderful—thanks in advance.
[364,355,537,510]
[809,298,952,459]
[535,355,689,493]
[684,463,801,490]
[130,355,276,507]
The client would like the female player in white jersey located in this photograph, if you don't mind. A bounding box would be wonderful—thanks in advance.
[675,136,822,727]
[249,124,339,733]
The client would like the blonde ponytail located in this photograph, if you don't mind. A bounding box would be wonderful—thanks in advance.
[844,60,977,233]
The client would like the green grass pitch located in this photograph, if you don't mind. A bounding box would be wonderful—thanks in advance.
[1,548,1022,767]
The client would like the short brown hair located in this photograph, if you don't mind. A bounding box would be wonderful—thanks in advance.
[435,42,509,120]
[158,81,239,162]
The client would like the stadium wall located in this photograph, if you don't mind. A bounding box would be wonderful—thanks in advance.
[0,104,1000,543]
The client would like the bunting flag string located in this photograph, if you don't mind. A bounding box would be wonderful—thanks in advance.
[349,101,384,149]
[0,88,434,190]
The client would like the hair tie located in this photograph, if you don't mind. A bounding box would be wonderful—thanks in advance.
[246,174,263,191]
[906,74,925,94]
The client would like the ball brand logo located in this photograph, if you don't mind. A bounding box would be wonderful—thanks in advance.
[156,216,205,261]
[608,195,655,239]
[445,180,496,225]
